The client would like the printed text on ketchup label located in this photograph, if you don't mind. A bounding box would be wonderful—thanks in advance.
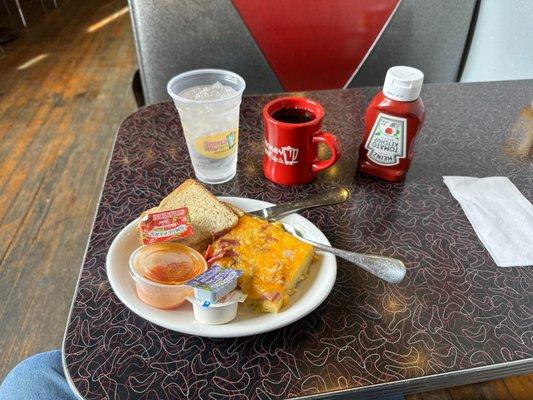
[365,113,407,166]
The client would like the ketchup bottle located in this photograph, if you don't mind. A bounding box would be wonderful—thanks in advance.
[357,66,425,182]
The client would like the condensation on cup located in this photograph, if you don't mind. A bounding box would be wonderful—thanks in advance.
[167,69,246,184]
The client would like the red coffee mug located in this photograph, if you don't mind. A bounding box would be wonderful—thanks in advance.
[262,97,341,185]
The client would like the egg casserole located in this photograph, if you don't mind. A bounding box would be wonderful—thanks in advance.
[207,215,314,313]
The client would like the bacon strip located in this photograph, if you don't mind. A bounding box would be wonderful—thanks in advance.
[261,291,281,302]
[206,248,237,265]
[218,238,240,247]
[211,228,232,242]
[204,244,214,260]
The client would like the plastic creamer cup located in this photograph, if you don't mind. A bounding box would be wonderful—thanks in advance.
[167,69,246,184]
[187,290,247,325]
[186,265,242,302]
[186,266,245,324]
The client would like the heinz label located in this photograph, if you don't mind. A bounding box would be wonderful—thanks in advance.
[365,113,407,166]
[139,207,193,245]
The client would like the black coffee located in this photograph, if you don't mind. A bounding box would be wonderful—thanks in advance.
[271,107,315,124]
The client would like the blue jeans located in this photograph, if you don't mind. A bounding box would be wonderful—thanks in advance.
[0,350,77,400]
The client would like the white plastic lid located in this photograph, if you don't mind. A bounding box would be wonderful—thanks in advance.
[383,66,424,102]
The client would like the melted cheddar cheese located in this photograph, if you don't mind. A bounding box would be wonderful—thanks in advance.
[209,215,314,313]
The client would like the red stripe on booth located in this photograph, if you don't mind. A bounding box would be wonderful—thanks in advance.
[232,0,400,91]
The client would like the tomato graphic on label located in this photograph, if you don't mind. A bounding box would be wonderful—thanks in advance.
[364,113,407,166]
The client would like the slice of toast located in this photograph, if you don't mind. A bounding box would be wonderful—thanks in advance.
[139,179,239,251]
[222,202,245,217]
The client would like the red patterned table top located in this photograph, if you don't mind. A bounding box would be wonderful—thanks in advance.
[63,80,533,399]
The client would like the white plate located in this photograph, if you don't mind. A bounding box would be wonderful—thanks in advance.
[106,197,337,338]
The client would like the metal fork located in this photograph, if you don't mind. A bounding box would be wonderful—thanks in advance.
[282,223,406,284]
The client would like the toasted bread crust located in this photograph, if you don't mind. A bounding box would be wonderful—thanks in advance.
[160,179,224,209]
[223,202,245,217]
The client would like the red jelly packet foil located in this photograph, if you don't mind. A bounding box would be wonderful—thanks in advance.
[139,207,194,245]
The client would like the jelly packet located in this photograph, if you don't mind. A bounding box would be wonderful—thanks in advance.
[139,207,194,245]
[186,265,242,302]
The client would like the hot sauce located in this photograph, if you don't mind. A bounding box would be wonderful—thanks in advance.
[129,242,207,309]
[134,242,206,284]
[357,66,425,182]
[143,261,200,285]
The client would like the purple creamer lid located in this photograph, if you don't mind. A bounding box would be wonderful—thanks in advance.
[186,265,243,302]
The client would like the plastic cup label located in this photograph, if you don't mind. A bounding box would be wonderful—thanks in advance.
[193,129,238,159]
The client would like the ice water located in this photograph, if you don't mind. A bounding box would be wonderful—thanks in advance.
[177,82,240,184]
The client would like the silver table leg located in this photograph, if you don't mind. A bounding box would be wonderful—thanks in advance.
[14,0,27,27]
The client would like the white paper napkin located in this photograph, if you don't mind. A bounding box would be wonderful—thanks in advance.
[443,176,533,267]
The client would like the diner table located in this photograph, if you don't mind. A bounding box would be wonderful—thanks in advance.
[63,79,533,399]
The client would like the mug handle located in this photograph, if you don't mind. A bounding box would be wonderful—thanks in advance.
[312,131,341,173]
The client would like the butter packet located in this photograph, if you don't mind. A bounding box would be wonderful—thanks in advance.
[186,265,242,303]
[139,207,193,245]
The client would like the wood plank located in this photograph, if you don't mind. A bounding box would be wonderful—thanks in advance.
[407,373,533,400]
[0,0,137,379]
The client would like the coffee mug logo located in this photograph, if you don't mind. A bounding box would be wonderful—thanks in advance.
[264,140,299,165]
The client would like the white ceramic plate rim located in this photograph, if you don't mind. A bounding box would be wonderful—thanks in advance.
[106,196,337,338]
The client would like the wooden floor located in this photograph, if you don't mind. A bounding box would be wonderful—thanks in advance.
[0,1,530,398]
[0,0,137,380]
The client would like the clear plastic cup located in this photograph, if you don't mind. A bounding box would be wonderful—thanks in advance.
[129,243,207,309]
[167,69,246,184]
